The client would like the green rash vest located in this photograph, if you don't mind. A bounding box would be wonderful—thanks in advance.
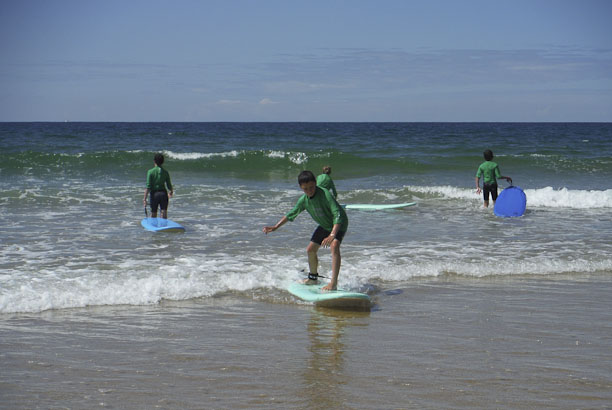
[146,166,173,192]
[476,161,501,185]
[316,173,337,198]
[286,186,348,232]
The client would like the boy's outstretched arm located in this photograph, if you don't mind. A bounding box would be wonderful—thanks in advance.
[263,216,288,234]
[475,177,482,194]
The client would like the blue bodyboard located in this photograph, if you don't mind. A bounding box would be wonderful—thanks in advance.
[141,217,185,232]
[494,186,527,217]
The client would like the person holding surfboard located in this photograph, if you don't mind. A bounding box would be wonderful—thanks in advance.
[316,165,337,198]
[475,149,512,208]
[263,170,348,291]
[143,153,174,219]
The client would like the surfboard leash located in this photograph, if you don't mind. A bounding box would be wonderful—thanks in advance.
[301,269,329,280]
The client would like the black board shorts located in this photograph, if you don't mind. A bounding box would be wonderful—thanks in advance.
[483,183,498,201]
[310,226,346,245]
[150,190,169,212]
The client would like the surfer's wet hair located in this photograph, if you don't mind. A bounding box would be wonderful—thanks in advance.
[298,170,316,185]
[154,153,165,166]
[322,165,332,175]
[483,149,494,161]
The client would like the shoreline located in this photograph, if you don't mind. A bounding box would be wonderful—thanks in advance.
[2,273,611,409]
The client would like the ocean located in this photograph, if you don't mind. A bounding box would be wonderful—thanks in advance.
[1,122,611,408]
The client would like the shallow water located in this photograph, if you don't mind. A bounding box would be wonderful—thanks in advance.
[2,122,611,313]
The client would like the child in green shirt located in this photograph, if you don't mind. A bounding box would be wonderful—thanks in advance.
[316,165,338,198]
[143,153,174,218]
[263,170,348,291]
[475,149,512,208]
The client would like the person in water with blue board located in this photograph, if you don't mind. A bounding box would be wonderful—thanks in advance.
[143,153,174,219]
[475,149,512,208]
[316,165,337,198]
[263,170,348,291]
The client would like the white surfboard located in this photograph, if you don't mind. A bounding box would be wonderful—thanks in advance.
[342,202,416,211]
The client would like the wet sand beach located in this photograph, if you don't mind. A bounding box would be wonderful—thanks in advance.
[2,273,611,409]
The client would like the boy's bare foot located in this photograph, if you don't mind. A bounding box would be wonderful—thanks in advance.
[321,282,337,291]
[302,278,319,285]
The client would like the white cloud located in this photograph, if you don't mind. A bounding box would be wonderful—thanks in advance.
[259,98,279,105]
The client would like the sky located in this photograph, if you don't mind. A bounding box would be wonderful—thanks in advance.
[1,0,611,122]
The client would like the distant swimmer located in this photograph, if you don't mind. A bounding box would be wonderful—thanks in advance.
[316,165,337,198]
[263,170,348,291]
[475,149,512,208]
[143,153,174,219]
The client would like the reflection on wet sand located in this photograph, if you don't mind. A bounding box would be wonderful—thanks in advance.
[300,307,370,408]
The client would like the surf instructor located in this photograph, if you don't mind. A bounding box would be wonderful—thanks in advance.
[143,153,174,219]
[263,170,348,291]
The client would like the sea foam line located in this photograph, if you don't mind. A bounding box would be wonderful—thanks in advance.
[164,150,240,160]
[3,251,611,314]
[525,187,612,208]
[406,185,612,208]
[163,149,320,165]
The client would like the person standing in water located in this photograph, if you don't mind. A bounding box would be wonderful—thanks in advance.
[475,149,512,208]
[143,153,174,218]
[316,165,338,199]
[263,170,348,291]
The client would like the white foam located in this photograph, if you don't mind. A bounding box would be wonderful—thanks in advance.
[162,149,314,165]
[404,185,612,209]
[2,241,611,314]
[525,187,612,208]
[163,150,240,160]
[0,251,300,314]
[406,185,476,200]
[264,150,309,164]
[343,244,612,281]
[287,152,308,164]
[266,151,286,159]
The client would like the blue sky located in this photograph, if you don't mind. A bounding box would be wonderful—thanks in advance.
[1,0,611,121]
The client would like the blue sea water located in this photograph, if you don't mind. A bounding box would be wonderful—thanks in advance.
[1,122,611,313]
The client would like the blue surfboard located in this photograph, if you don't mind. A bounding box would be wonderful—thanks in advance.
[494,186,527,217]
[141,217,185,232]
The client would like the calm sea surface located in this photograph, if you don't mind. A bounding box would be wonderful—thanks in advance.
[1,122,611,408]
